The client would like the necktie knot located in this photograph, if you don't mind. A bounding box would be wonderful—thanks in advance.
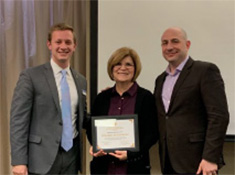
[61,69,67,77]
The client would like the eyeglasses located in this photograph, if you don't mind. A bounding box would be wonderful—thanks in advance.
[114,62,134,69]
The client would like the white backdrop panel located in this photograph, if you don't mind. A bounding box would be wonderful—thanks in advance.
[98,0,234,135]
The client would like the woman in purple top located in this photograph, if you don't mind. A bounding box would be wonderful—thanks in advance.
[86,47,158,175]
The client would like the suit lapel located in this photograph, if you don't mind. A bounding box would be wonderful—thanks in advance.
[168,57,194,112]
[158,72,168,114]
[43,62,61,113]
[70,68,86,134]
[70,68,82,104]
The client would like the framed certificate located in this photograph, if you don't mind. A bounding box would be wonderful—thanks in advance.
[91,114,139,153]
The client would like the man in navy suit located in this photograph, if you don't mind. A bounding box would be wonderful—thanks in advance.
[154,27,229,175]
[10,23,87,175]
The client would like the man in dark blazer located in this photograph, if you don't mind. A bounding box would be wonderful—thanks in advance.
[154,27,229,175]
[10,23,87,175]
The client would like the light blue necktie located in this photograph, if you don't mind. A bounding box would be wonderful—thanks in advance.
[60,70,73,151]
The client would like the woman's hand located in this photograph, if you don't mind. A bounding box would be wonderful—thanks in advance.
[89,146,107,157]
[109,150,127,161]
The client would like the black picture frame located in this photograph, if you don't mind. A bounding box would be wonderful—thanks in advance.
[91,114,139,153]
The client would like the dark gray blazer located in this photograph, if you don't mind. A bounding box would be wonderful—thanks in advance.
[10,62,87,174]
[154,57,229,173]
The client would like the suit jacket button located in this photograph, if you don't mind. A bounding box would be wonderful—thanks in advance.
[166,116,169,119]
[59,121,62,125]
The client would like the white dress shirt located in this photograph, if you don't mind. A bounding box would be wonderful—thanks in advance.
[50,59,78,138]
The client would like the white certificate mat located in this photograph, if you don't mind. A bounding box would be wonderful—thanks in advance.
[91,115,139,152]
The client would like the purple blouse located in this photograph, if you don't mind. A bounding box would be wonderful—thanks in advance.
[107,82,138,175]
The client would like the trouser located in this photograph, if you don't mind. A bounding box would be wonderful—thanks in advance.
[163,145,202,175]
[30,136,80,175]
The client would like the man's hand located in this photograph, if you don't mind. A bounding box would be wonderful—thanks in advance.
[89,146,107,157]
[196,159,218,175]
[12,165,28,175]
[109,150,127,161]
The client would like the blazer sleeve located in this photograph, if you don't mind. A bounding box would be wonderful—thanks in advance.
[85,91,107,144]
[85,108,93,145]
[200,63,229,164]
[10,69,34,166]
